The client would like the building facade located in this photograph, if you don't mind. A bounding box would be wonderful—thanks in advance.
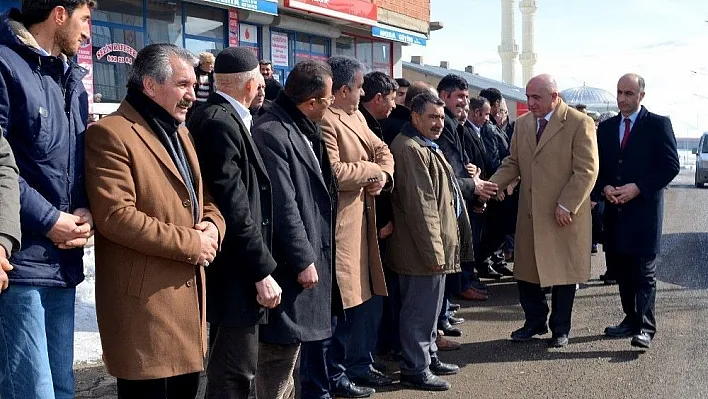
[1,0,430,110]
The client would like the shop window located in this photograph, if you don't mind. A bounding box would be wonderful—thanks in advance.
[184,2,225,40]
[334,37,355,58]
[92,0,143,28]
[146,0,183,46]
[239,23,261,59]
[185,38,223,59]
[293,33,329,63]
[356,40,373,73]
[91,25,144,103]
[372,42,390,74]
[0,1,21,13]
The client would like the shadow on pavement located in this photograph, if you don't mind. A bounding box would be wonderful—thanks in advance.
[658,232,708,289]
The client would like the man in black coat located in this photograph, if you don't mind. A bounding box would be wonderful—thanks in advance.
[260,59,284,101]
[596,73,679,349]
[253,60,342,399]
[187,47,282,399]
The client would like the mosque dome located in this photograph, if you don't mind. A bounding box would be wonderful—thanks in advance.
[559,85,619,112]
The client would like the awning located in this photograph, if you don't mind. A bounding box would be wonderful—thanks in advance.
[197,0,278,16]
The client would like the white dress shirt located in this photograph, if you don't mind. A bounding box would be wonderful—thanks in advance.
[216,91,253,134]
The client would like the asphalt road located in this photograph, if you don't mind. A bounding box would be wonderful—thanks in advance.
[76,170,708,399]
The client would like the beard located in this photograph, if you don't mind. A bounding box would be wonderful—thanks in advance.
[56,26,79,57]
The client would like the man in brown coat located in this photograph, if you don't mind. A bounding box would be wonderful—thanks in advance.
[387,92,473,391]
[320,56,392,398]
[84,44,226,398]
[489,74,598,348]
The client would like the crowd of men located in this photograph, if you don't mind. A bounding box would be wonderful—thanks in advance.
[0,1,681,399]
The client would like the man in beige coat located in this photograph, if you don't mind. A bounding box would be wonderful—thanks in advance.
[85,44,225,398]
[320,56,392,397]
[489,74,598,348]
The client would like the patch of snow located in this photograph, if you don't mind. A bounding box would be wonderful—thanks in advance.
[74,246,103,365]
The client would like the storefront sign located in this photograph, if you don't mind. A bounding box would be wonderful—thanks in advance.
[271,32,289,67]
[228,8,239,47]
[240,23,258,44]
[95,43,137,65]
[78,20,94,113]
[372,25,427,46]
[199,0,278,15]
[285,0,377,26]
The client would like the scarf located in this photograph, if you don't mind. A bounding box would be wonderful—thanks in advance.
[125,86,199,223]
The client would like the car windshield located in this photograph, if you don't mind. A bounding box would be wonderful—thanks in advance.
[702,138,708,153]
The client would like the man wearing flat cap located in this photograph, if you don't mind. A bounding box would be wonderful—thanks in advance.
[187,47,281,399]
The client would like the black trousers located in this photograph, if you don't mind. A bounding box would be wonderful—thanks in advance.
[605,252,657,335]
[476,200,506,269]
[117,372,200,399]
[518,281,576,335]
[206,324,259,399]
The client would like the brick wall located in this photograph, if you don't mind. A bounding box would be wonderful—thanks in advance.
[376,0,430,22]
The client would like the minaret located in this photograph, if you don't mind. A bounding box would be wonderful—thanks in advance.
[519,0,538,86]
[497,0,518,85]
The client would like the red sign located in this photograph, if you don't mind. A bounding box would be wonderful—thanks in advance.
[78,19,94,113]
[516,102,529,117]
[285,0,377,26]
[228,8,239,47]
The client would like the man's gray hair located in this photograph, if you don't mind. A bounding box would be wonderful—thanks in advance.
[215,67,261,93]
[327,56,364,91]
[128,44,198,90]
[410,92,445,115]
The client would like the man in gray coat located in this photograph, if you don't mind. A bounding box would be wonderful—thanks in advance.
[387,92,474,392]
[0,128,20,292]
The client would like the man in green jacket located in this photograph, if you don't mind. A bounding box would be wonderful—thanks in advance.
[387,92,475,392]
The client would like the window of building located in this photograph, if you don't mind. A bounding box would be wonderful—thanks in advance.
[270,30,330,85]
[91,25,144,103]
[183,2,226,58]
[239,23,261,59]
[92,0,143,28]
[146,0,183,47]
[0,1,21,13]
[335,36,392,75]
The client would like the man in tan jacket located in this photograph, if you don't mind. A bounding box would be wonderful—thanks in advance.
[387,92,473,391]
[84,44,225,398]
[489,74,598,348]
[320,56,392,397]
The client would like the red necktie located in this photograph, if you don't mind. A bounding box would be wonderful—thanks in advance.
[621,118,631,149]
[537,118,548,143]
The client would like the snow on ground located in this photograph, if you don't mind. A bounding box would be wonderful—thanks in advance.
[74,245,103,366]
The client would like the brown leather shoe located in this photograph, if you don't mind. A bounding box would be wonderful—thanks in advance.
[459,287,488,301]
[435,335,461,351]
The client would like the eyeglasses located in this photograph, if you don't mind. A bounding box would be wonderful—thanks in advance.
[315,95,336,105]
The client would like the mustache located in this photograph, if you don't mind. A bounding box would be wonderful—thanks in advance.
[177,99,192,108]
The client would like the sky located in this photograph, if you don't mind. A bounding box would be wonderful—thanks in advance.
[402,0,708,137]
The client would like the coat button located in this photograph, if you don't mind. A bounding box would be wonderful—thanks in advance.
[186,279,194,287]
[260,184,269,191]
[618,159,623,164]
[182,199,191,207]
[616,176,621,180]
[262,219,270,226]
[528,213,532,219]
[187,256,193,262]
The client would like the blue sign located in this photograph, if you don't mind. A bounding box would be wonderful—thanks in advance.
[372,26,427,46]
[201,0,279,16]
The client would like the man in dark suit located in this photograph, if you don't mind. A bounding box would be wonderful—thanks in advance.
[253,60,342,399]
[187,47,283,399]
[596,73,679,349]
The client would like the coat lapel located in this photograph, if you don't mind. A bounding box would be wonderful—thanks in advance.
[331,107,374,157]
[534,101,568,155]
[178,126,203,218]
[118,102,185,189]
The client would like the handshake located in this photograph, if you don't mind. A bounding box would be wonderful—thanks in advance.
[465,163,499,201]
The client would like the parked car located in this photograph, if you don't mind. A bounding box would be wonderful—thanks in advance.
[693,133,708,187]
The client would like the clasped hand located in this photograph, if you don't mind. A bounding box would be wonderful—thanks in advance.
[603,184,640,205]
[47,208,94,249]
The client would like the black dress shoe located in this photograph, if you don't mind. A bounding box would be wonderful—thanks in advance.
[350,370,394,387]
[548,334,569,348]
[331,381,375,398]
[631,332,652,349]
[604,323,634,338]
[448,303,461,312]
[438,320,462,337]
[400,371,450,391]
[478,266,503,280]
[449,316,465,326]
[510,325,549,342]
[430,356,459,376]
[599,273,618,285]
